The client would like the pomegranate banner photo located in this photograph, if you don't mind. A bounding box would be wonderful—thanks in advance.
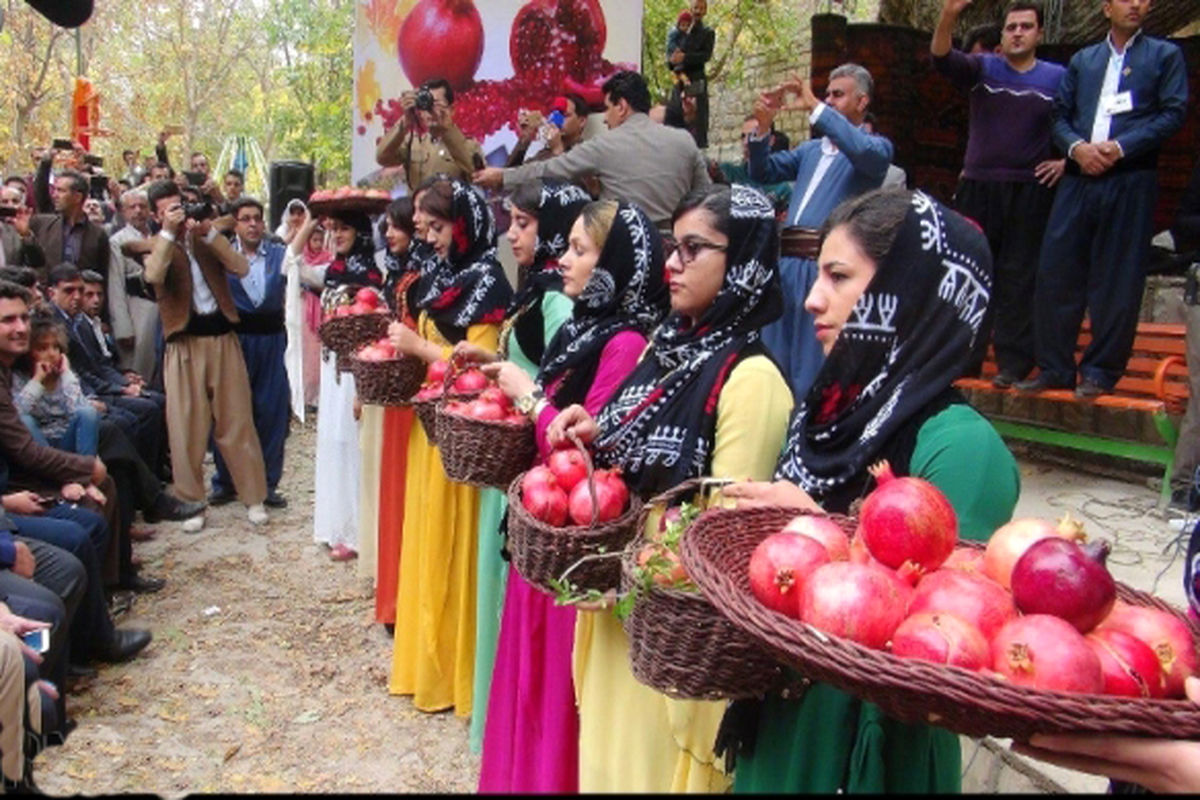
[353,0,644,185]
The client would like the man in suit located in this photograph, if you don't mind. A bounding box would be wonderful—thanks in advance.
[1018,0,1187,397]
[0,186,45,271]
[208,197,289,509]
[28,159,110,284]
[747,63,894,398]
[144,180,268,532]
[107,188,161,383]
[474,70,712,232]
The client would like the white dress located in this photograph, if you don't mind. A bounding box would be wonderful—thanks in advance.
[312,349,361,549]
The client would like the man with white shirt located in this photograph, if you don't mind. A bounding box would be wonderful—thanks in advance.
[1018,0,1186,397]
[747,63,893,398]
[143,180,268,531]
[207,197,289,510]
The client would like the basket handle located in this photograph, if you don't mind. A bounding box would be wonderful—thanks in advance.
[566,429,600,528]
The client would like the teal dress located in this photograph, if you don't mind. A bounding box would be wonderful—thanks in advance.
[733,404,1021,793]
[469,290,574,752]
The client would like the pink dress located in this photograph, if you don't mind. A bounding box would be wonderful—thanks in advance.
[478,330,647,793]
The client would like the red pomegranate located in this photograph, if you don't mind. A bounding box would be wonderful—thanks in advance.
[857,461,957,578]
[907,568,1016,640]
[426,359,450,385]
[1086,628,1167,698]
[547,448,589,494]
[990,615,1104,694]
[567,474,624,525]
[748,532,830,619]
[782,514,850,561]
[594,469,629,511]
[942,546,986,575]
[451,368,489,394]
[398,0,484,91]
[522,480,569,526]
[983,515,1086,590]
[1010,537,1116,633]
[1097,603,1200,698]
[509,0,607,91]
[891,611,990,671]
[521,465,557,495]
[799,561,913,650]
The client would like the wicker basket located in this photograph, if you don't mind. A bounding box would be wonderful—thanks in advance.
[619,479,788,701]
[351,355,426,406]
[436,408,537,488]
[413,394,441,442]
[680,505,1200,740]
[318,312,389,357]
[506,436,644,595]
[307,193,391,218]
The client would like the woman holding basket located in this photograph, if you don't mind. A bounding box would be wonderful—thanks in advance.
[475,197,670,791]
[547,184,794,792]
[447,179,592,755]
[385,179,512,716]
[719,188,1020,793]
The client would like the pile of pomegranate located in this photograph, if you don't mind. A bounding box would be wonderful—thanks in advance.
[519,448,629,528]
[309,187,391,204]
[322,287,389,321]
[747,461,1199,698]
[442,383,529,427]
[355,336,399,362]
[635,504,700,589]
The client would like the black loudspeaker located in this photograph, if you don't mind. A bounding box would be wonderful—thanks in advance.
[268,161,315,231]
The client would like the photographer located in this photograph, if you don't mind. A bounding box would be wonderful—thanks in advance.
[0,186,45,271]
[505,94,590,169]
[27,144,111,284]
[375,77,483,193]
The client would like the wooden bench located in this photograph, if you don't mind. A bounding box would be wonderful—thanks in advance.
[954,321,1189,506]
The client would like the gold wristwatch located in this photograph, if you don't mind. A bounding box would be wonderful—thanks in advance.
[514,387,545,416]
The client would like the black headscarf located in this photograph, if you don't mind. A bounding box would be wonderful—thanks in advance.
[323,209,383,289]
[505,181,593,363]
[537,201,669,409]
[591,185,785,497]
[413,180,513,343]
[775,190,994,513]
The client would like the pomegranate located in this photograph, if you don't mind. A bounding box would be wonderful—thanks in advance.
[942,546,986,575]
[567,474,625,526]
[1087,628,1167,698]
[355,287,380,308]
[908,568,1016,640]
[983,515,1086,590]
[427,360,449,385]
[521,465,557,495]
[509,0,607,92]
[1097,603,1200,698]
[547,448,589,494]
[857,461,957,578]
[637,543,687,586]
[465,399,505,421]
[799,562,913,650]
[1010,537,1116,633]
[451,368,489,394]
[595,468,628,510]
[891,611,990,671]
[782,514,850,561]
[398,0,484,91]
[990,615,1104,694]
[748,532,831,619]
[522,481,569,526]
[478,386,509,407]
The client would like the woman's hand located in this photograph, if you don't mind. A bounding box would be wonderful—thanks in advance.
[452,341,498,366]
[720,480,822,512]
[61,483,86,502]
[546,404,598,449]
[388,320,438,362]
[481,361,535,401]
[84,484,106,506]
[1012,676,1200,793]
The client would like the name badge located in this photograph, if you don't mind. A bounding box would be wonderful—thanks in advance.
[1105,91,1133,115]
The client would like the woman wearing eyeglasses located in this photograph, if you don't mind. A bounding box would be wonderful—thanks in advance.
[547,184,794,792]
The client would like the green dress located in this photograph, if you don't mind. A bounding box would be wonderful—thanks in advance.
[733,404,1021,793]
[469,290,574,753]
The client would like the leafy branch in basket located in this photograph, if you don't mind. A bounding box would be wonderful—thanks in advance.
[614,502,703,622]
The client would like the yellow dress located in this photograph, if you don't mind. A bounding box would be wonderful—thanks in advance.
[388,314,500,716]
[573,355,794,793]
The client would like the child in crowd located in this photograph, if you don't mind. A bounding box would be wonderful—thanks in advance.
[10,312,100,455]
[666,9,692,75]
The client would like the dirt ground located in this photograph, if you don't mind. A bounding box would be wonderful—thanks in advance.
[36,417,481,795]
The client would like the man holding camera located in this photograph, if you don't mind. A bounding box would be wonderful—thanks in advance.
[28,146,111,284]
[0,186,44,271]
[107,188,161,382]
[375,78,483,193]
[143,180,269,532]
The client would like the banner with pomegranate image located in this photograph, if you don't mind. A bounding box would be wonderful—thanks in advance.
[353,0,643,185]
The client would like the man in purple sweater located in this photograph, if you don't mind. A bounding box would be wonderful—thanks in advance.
[932,0,1066,385]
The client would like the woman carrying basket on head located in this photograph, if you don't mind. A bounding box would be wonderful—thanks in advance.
[717,188,1020,793]
[385,178,512,716]
[546,184,794,792]
[475,197,670,792]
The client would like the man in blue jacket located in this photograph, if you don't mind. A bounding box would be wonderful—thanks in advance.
[1017,0,1187,397]
[208,198,289,509]
[747,63,894,399]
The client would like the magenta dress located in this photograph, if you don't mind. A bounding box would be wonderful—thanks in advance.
[478,330,647,793]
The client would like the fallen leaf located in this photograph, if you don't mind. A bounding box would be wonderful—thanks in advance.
[224,743,241,762]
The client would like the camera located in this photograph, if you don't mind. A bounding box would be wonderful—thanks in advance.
[182,170,206,186]
[0,206,16,219]
[182,198,215,222]
[89,173,108,200]
[548,110,565,129]
[414,86,435,113]
[83,153,104,168]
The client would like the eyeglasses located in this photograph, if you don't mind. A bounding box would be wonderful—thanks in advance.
[666,236,728,266]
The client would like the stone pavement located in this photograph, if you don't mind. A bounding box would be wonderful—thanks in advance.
[960,453,1194,793]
